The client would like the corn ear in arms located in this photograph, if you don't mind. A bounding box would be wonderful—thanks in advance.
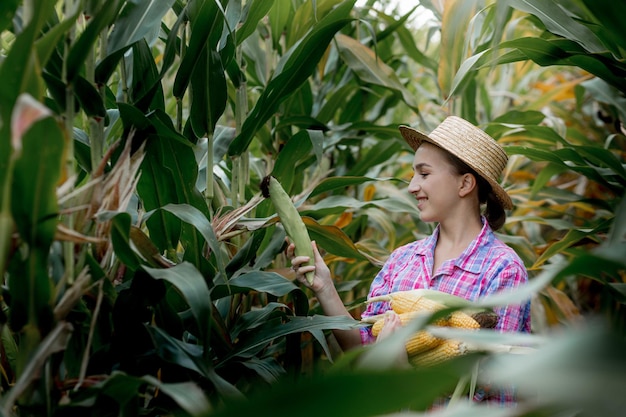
[367,290,485,329]
[261,175,314,284]
[369,312,443,355]
[408,339,468,367]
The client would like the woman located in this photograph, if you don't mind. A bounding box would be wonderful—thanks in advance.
[288,116,531,401]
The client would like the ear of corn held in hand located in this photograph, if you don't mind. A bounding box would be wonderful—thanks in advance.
[365,289,499,365]
[367,289,484,329]
[370,311,443,355]
[408,339,468,367]
[261,175,314,284]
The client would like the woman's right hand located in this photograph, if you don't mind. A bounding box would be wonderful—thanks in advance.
[287,241,333,293]
[375,311,402,341]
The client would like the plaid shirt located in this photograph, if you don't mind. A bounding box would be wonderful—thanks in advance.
[360,219,531,406]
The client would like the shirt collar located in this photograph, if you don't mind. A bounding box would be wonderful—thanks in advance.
[415,217,494,274]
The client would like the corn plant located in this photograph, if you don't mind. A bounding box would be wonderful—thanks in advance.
[0,0,624,416]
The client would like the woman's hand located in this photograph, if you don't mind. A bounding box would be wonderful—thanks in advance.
[287,241,333,293]
[376,311,402,341]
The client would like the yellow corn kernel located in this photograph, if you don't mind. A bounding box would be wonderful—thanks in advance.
[448,311,480,329]
[409,339,468,367]
[392,295,445,315]
[405,331,442,356]
[368,290,448,315]
[370,312,443,355]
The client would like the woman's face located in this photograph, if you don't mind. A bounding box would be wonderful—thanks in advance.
[407,142,464,222]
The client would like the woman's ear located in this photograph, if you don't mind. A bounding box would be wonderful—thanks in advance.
[458,173,477,197]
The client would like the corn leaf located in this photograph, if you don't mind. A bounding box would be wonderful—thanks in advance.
[173,0,224,99]
[508,0,605,54]
[335,34,419,113]
[144,262,212,344]
[269,0,292,48]
[160,203,226,277]
[189,48,227,136]
[11,117,63,249]
[438,0,481,99]
[236,0,274,45]
[212,353,476,417]
[302,217,367,260]
[0,0,18,33]
[66,0,124,82]
[107,0,176,55]
[228,0,355,156]
[287,0,342,48]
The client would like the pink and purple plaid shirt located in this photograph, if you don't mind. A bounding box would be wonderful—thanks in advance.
[360,218,531,406]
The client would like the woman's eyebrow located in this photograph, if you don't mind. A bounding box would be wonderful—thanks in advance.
[413,162,431,170]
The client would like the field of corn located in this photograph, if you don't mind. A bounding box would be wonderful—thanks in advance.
[0,0,625,416]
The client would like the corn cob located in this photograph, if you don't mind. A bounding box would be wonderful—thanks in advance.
[368,290,448,315]
[370,312,443,355]
[367,290,481,329]
[370,311,424,336]
[448,311,480,329]
[408,339,468,367]
[261,175,314,284]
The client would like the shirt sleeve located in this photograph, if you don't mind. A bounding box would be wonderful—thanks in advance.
[484,261,531,333]
[358,250,400,345]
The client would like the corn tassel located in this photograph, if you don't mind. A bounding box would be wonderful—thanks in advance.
[261,175,314,284]
[409,339,468,367]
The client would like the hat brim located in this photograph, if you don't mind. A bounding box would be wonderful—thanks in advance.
[399,124,513,210]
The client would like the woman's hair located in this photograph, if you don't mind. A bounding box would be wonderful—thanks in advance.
[443,150,506,230]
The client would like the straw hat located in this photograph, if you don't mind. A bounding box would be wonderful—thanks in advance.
[399,116,513,210]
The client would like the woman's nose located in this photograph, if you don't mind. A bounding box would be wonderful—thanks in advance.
[407,176,420,193]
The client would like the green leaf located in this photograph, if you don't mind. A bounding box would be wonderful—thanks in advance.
[189,48,227,137]
[144,262,212,344]
[131,39,165,112]
[75,371,212,416]
[211,272,300,300]
[160,203,227,277]
[269,0,292,48]
[221,315,361,362]
[310,176,381,197]
[271,130,313,191]
[66,0,124,82]
[173,0,224,99]
[110,213,141,270]
[11,117,63,249]
[508,0,605,53]
[236,0,274,45]
[147,326,243,399]
[303,217,367,260]
[582,0,626,52]
[132,117,181,253]
[335,34,419,113]
[346,139,403,176]
[582,78,626,123]
[107,0,177,55]
[212,354,475,416]
[74,76,106,117]
[532,223,607,269]
[34,11,80,68]
[0,0,19,33]
[484,322,626,417]
[228,0,355,156]
[438,0,481,99]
